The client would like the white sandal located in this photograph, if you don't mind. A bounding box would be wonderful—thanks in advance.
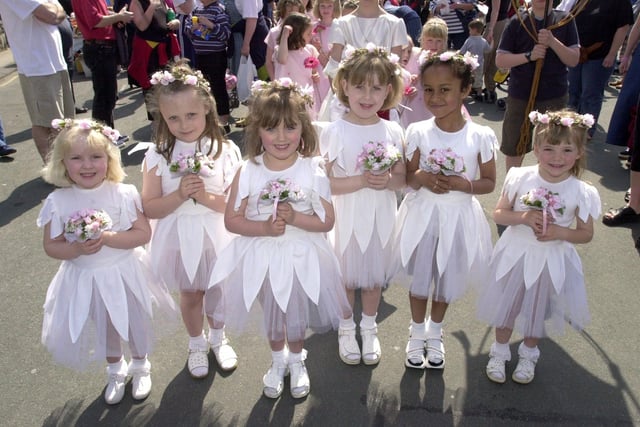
[338,326,361,365]
[360,326,381,365]
[262,362,289,398]
[209,328,238,372]
[425,334,445,369]
[187,347,209,378]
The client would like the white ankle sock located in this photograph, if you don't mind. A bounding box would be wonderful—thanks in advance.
[426,317,442,337]
[410,321,426,338]
[107,357,126,374]
[360,313,377,330]
[289,351,303,364]
[129,356,149,370]
[340,315,356,329]
[189,332,207,350]
[272,348,288,364]
[493,342,510,358]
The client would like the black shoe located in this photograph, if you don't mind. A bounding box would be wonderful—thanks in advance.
[115,135,129,149]
[484,90,497,104]
[75,106,88,114]
[0,145,17,156]
[619,148,632,160]
[497,98,506,111]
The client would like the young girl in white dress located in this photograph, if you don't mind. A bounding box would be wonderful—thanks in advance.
[275,13,329,119]
[478,110,601,385]
[209,79,352,399]
[394,51,496,370]
[142,62,241,379]
[38,119,175,405]
[320,47,405,366]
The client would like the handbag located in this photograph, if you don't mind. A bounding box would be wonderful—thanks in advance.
[237,55,257,102]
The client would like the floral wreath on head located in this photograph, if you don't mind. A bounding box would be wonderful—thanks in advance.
[529,110,595,129]
[150,68,211,91]
[51,118,121,145]
[417,50,480,71]
[339,43,401,74]
[250,77,315,107]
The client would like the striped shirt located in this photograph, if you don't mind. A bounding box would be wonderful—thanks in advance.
[186,2,231,54]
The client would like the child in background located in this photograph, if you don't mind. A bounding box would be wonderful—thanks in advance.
[459,19,492,101]
[478,110,601,384]
[265,0,305,81]
[320,47,405,366]
[399,17,448,129]
[275,13,329,119]
[38,119,174,405]
[311,0,342,69]
[142,62,242,379]
[185,0,233,133]
[209,79,353,399]
[394,51,496,370]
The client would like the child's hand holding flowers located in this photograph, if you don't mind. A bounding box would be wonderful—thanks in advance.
[420,148,470,194]
[260,179,305,222]
[520,187,565,236]
[64,209,113,243]
[170,152,215,203]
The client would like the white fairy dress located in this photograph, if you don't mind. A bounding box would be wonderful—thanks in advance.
[208,155,351,342]
[37,181,175,370]
[320,118,405,289]
[393,119,496,302]
[144,138,241,294]
[477,165,601,338]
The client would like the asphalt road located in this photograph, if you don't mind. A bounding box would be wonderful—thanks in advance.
[0,55,638,426]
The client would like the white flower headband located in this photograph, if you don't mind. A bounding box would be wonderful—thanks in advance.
[51,118,121,144]
[150,68,210,90]
[529,110,595,129]
[417,50,480,71]
[251,77,315,107]
[340,43,400,74]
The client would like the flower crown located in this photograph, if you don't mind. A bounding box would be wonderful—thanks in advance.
[150,68,210,91]
[51,118,121,144]
[251,77,315,107]
[340,43,400,71]
[417,50,480,71]
[529,110,595,129]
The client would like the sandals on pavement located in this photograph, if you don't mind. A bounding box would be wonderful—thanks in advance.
[602,206,640,226]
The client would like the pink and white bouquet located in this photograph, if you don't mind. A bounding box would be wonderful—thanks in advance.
[260,178,305,221]
[356,141,402,174]
[520,187,565,234]
[169,152,215,177]
[64,209,113,243]
[421,148,466,176]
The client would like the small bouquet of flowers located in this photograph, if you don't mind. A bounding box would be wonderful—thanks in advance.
[169,152,215,203]
[421,148,466,176]
[304,56,320,70]
[64,209,113,243]
[520,187,565,235]
[260,178,305,221]
[356,141,402,175]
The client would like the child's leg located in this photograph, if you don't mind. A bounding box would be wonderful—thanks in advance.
[425,301,449,369]
[105,322,127,405]
[406,294,429,369]
[359,287,382,365]
[180,290,206,337]
[288,339,310,398]
[204,286,238,371]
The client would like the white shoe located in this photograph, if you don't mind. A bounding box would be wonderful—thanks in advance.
[262,362,289,399]
[188,345,209,378]
[104,359,127,405]
[512,343,539,384]
[405,322,427,369]
[129,358,152,400]
[289,351,310,399]
[209,328,238,371]
[361,326,381,365]
[338,326,361,365]
[425,332,445,369]
[486,342,511,384]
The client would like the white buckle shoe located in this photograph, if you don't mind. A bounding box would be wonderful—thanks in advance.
[289,351,310,399]
[104,360,127,405]
[129,359,152,400]
[262,362,289,399]
[512,343,539,384]
[338,326,361,365]
[361,326,381,365]
[209,328,238,372]
[405,337,426,369]
[188,346,210,379]
[486,356,507,384]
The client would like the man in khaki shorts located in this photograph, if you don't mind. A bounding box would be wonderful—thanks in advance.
[0,0,74,162]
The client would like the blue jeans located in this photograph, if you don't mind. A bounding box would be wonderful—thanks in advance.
[606,47,640,147]
[568,59,614,136]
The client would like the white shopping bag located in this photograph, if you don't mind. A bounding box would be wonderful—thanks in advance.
[237,55,257,102]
